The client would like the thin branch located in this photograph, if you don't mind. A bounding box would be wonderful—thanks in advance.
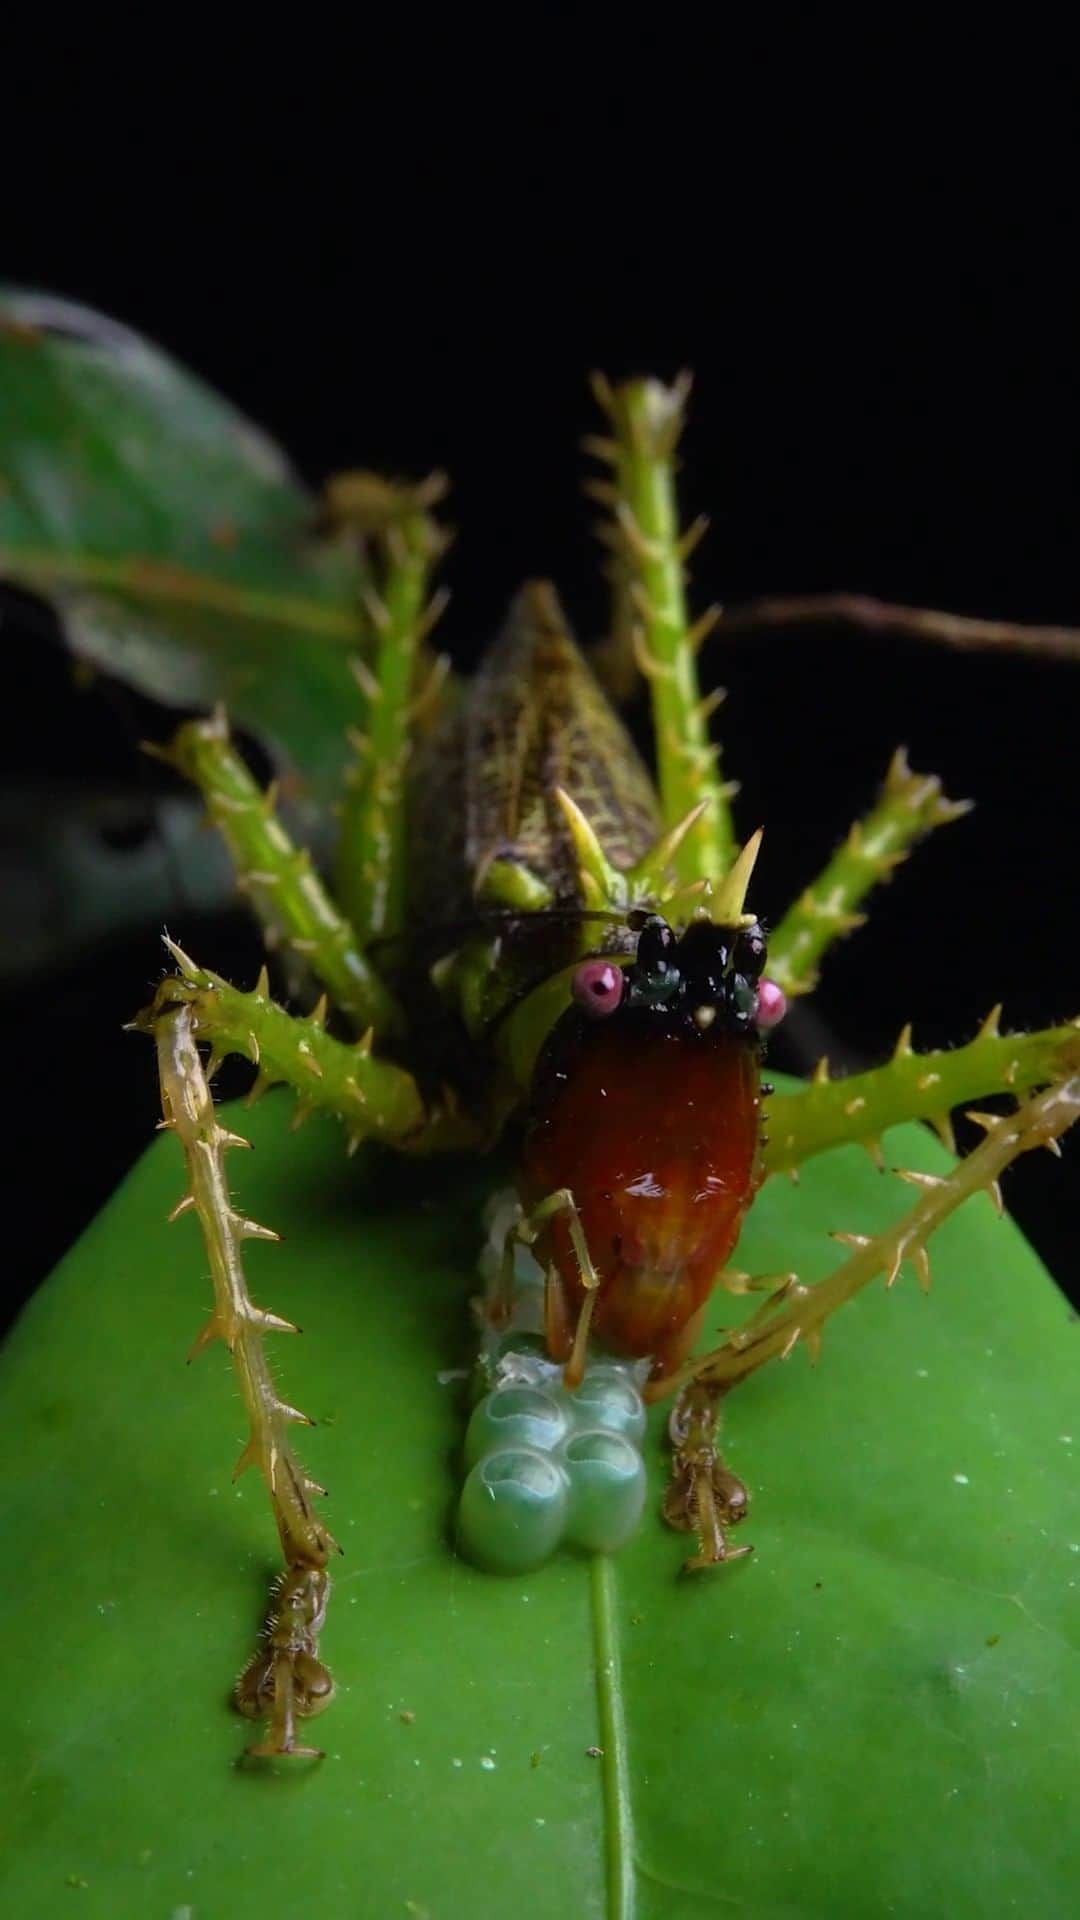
[714,593,1080,662]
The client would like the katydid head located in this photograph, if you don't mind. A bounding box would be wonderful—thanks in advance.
[568,910,785,1042]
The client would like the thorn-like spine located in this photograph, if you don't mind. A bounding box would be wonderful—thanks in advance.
[583,476,618,510]
[216,1127,252,1151]
[589,369,617,418]
[255,1309,301,1336]
[630,802,709,893]
[275,1400,315,1428]
[909,1246,932,1292]
[677,514,710,561]
[238,1217,282,1243]
[685,606,722,653]
[927,1111,957,1154]
[350,653,383,699]
[894,1168,946,1192]
[246,1070,273,1106]
[162,934,202,980]
[188,1315,225,1360]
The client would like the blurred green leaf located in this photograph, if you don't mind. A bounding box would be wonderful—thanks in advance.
[1,1083,1077,1917]
[0,288,367,800]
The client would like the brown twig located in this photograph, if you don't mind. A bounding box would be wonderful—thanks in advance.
[714,593,1080,661]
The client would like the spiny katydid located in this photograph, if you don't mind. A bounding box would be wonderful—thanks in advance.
[119,374,1080,1761]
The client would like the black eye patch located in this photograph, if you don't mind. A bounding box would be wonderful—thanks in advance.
[629,915,681,1006]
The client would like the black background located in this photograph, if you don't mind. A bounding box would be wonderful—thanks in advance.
[3,31,1079,1326]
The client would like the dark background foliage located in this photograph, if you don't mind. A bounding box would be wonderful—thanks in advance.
[3,29,1078,1324]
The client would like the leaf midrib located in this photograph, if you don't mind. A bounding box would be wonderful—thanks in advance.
[591,1554,637,1919]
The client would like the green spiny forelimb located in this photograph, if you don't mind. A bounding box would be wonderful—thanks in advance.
[767,747,972,997]
[147,941,485,1155]
[656,1063,1080,1568]
[670,1063,1080,1398]
[763,1011,1080,1174]
[154,1001,336,1756]
[158,710,401,1036]
[333,476,451,942]
[589,373,737,884]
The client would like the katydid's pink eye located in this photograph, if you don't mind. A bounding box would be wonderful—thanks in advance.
[572,961,626,1018]
[755,979,787,1030]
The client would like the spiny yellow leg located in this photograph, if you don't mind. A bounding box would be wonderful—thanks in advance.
[155,1002,336,1758]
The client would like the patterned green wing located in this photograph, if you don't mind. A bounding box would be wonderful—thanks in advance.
[464,580,660,908]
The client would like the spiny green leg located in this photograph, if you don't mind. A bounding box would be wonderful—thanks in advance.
[767,748,972,997]
[763,1013,1080,1174]
[661,1066,1080,1399]
[589,372,736,884]
[154,1002,336,1759]
[334,480,450,941]
[146,941,483,1155]
[158,710,402,1036]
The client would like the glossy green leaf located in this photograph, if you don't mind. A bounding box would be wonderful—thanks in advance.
[0,288,367,800]
[1,1083,1077,1918]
